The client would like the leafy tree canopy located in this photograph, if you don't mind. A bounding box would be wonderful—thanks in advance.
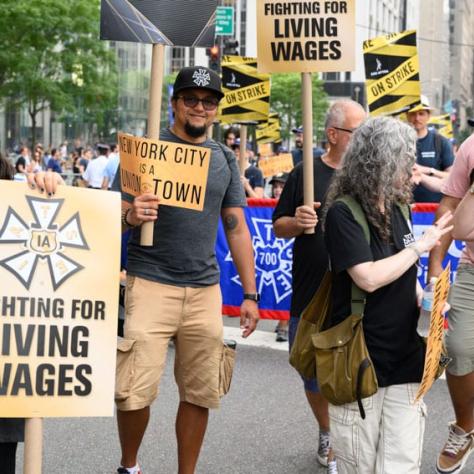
[269,73,328,145]
[0,0,117,144]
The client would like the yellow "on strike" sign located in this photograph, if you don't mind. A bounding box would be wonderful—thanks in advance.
[118,133,211,211]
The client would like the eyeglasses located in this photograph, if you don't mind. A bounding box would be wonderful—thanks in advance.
[177,96,219,111]
[333,126,355,134]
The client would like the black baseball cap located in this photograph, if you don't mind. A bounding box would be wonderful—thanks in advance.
[173,66,224,100]
[269,172,289,185]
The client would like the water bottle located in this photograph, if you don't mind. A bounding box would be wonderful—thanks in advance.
[417,277,437,337]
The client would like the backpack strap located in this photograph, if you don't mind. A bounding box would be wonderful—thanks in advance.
[335,196,411,317]
[216,141,235,169]
[434,131,442,166]
[334,196,368,316]
[336,195,370,243]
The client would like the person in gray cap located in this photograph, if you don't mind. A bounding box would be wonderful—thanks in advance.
[113,66,259,474]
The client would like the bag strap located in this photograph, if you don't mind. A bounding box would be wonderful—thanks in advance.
[356,358,371,420]
[335,196,411,317]
[336,196,370,243]
[335,196,368,316]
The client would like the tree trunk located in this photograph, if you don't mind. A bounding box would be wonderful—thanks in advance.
[28,102,38,149]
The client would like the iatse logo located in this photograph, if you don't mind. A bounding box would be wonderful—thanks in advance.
[0,196,89,290]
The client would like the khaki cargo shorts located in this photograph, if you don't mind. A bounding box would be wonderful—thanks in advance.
[115,276,234,411]
[446,264,474,376]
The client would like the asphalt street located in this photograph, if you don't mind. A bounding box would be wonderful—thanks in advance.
[15,318,474,474]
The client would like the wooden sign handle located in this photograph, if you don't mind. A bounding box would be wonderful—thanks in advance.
[24,418,43,474]
[141,43,165,246]
[301,72,315,235]
[239,124,248,176]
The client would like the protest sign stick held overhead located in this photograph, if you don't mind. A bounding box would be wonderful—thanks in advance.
[24,418,42,474]
[302,72,315,235]
[141,43,165,246]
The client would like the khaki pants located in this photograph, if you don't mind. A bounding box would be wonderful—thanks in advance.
[330,384,426,474]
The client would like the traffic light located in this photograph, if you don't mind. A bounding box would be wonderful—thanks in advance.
[223,39,239,56]
[206,44,220,72]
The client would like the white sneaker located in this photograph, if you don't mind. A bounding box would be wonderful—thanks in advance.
[436,422,474,474]
[327,459,338,474]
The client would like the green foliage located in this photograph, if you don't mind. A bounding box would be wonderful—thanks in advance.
[270,73,328,144]
[457,128,472,146]
[0,0,117,144]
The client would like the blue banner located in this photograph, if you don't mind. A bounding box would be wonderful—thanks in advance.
[216,204,463,319]
[217,204,293,319]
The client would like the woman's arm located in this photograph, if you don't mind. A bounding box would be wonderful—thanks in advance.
[348,211,453,293]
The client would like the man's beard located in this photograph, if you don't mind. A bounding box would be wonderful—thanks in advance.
[184,121,207,138]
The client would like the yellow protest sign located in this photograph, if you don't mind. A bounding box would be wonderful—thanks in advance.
[257,0,355,73]
[219,56,271,123]
[256,113,282,144]
[258,143,274,158]
[0,181,121,417]
[429,114,454,139]
[364,30,421,116]
[258,153,294,178]
[415,263,451,402]
[118,133,211,211]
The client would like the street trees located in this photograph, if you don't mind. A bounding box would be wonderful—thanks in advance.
[0,0,117,146]
[270,73,328,145]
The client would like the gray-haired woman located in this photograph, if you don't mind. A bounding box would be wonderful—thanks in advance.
[323,117,452,473]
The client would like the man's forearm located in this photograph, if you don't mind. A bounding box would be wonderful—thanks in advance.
[226,231,257,293]
[273,216,302,239]
[419,174,445,193]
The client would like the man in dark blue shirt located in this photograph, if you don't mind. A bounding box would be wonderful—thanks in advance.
[46,148,62,174]
[291,126,325,167]
[407,96,454,203]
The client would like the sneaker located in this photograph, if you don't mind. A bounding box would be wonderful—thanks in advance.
[437,422,474,473]
[317,431,330,467]
[327,459,338,474]
[276,328,288,342]
[117,466,142,474]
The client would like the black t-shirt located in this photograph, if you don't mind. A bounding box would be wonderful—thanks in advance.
[324,201,425,387]
[272,156,335,318]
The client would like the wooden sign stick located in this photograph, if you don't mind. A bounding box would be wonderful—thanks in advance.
[24,418,43,474]
[239,124,248,176]
[141,43,165,246]
[301,72,315,235]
